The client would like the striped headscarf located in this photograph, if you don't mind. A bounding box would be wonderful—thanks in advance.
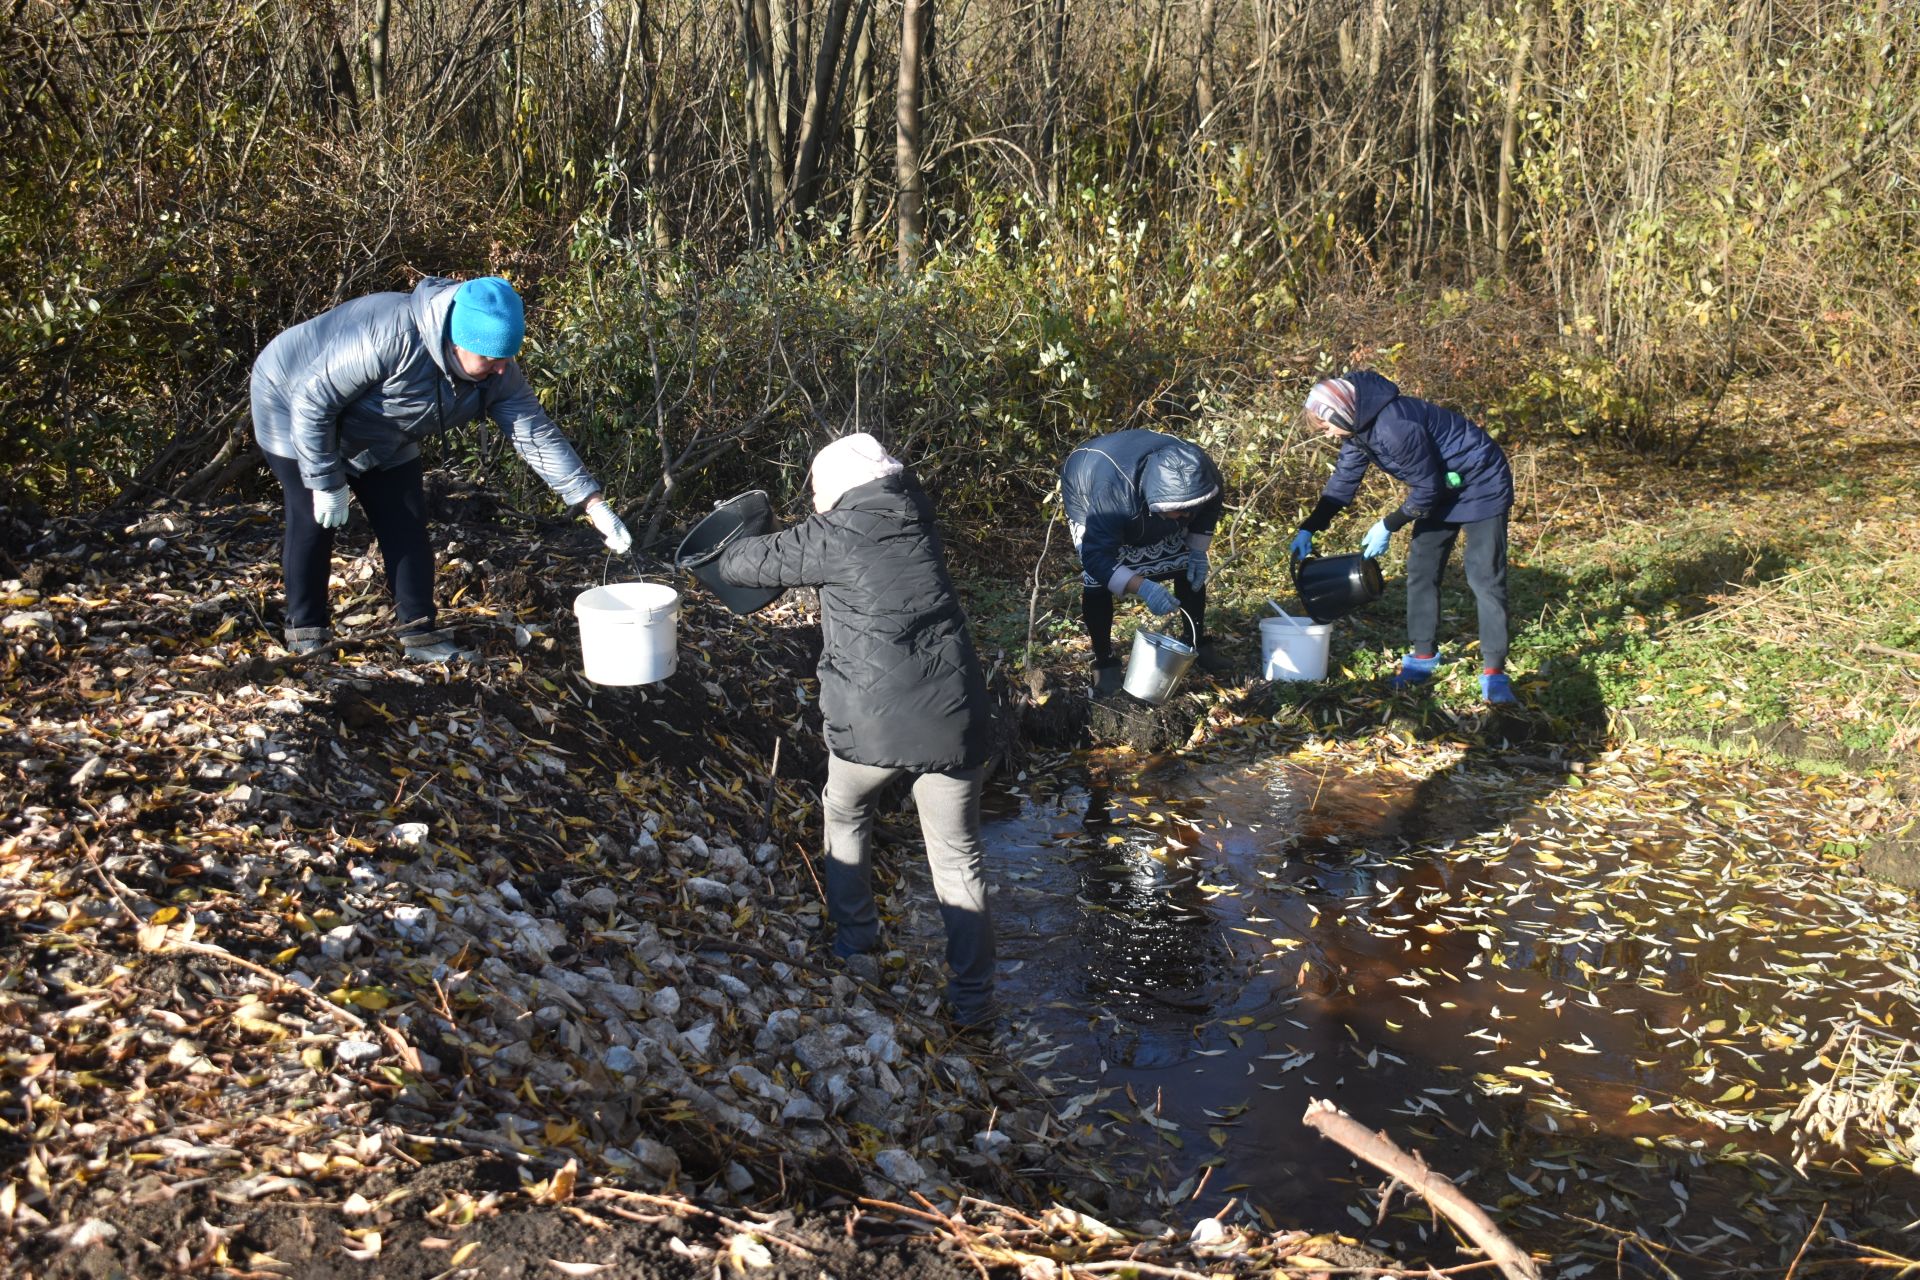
[1305,377,1358,432]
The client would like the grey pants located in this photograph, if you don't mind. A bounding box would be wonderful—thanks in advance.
[822,754,995,1019]
[1405,513,1510,669]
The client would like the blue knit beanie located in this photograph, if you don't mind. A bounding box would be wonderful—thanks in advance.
[449,277,525,359]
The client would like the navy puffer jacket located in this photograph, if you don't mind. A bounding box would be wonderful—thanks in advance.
[1302,372,1512,531]
[1060,430,1224,594]
[250,277,599,505]
[715,475,991,772]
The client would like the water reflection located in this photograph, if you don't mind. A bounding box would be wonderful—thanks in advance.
[933,750,1920,1273]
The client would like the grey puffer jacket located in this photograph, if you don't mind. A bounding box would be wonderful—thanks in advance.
[250,277,599,504]
[715,474,992,772]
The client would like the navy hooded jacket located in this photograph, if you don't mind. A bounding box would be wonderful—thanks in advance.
[1300,372,1512,533]
[1060,430,1224,595]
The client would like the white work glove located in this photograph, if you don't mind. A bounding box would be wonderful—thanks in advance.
[586,499,633,554]
[1137,579,1178,615]
[313,487,351,529]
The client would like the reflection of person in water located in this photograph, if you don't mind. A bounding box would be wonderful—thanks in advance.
[1072,781,1225,1022]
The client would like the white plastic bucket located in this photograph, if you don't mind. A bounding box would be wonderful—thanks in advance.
[574,582,680,686]
[1260,615,1332,682]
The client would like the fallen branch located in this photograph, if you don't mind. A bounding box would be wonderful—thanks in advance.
[1301,1098,1540,1280]
[1861,641,1920,665]
[83,829,366,1031]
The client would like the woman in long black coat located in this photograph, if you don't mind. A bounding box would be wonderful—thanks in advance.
[716,434,997,1026]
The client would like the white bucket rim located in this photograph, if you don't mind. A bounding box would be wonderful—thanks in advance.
[1260,615,1331,634]
[574,581,680,622]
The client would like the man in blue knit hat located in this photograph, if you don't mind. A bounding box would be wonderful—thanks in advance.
[252,276,633,662]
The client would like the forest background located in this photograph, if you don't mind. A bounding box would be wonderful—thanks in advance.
[3,0,1918,759]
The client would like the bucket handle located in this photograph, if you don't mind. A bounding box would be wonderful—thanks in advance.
[1139,607,1198,651]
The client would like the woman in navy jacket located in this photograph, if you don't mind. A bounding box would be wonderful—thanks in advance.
[1292,372,1518,704]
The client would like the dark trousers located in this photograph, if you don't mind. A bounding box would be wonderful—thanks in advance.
[1405,513,1509,669]
[264,451,434,632]
[1082,574,1206,665]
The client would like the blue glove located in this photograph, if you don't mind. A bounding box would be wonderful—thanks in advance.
[1186,549,1209,591]
[1137,579,1178,615]
[313,487,351,529]
[1360,520,1392,559]
[1289,529,1314,559]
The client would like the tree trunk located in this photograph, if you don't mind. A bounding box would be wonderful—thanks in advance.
[739,0,775,242]
[791,0,854,218]
[748,0,790,223]
[366,0,391,107]
[1039,0,1067,205]
[895,0,931,272]
[1494,1,1541,270]
[1414,0,1441,264]
[640,0,671,246]
[848,4,876,242]
[1194,0,1217,131]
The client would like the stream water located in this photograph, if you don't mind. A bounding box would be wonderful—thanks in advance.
[931,746,1920,1274]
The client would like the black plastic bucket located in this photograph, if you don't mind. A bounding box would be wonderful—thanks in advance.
[1291,552,1384,624]
[673,490,783,615]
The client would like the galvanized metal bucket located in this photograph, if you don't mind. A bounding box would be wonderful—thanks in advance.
[1122,612,1197,705]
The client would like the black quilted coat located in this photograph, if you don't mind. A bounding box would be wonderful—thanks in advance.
[715,474,991,771]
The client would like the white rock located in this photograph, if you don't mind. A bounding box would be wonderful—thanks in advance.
[390,822,430,847]
[973,1130,1013,1158]
[3,611,54,631]
[321,925,358,961]
[686,876,734,904]
[1188,1218,1227,1249]
[681,1020,717,1058]
[728,1063,782,1100]
[864,1030,904,1066]
[633,1138,681,1179]
[648,986,682,1018]
[724,1162,755,1193]
[604,1045,640,1075]
[595,984,647,1015]
[335,1039,384,1067]
[792,1029,847,1072]
[873,1148,924,1187]
[782,1095,826,1123]
[391,906,435,944]
[580,886,620,912]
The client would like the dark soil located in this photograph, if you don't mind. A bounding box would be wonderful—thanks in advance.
[26,1157,984,1280]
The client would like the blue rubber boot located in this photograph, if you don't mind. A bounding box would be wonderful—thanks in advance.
[1481,672,1519,705]
[1387,653,1440,690]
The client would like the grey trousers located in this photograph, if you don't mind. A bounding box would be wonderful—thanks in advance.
[1405,513,1510,669]
[822,753,995,1019]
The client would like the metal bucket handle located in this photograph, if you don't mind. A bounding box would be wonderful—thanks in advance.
[1135,607,1199,650]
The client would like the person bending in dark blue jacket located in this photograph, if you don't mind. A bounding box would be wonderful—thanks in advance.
[1061,429,1228,696]
[1291,372,1518,705]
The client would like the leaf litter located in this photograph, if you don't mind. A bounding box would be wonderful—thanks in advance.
[0,494,1438,1278]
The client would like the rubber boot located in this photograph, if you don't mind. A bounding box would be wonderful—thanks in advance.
[284,625,332,657]
[399,624,472,664]
[1481,671,1519,705]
